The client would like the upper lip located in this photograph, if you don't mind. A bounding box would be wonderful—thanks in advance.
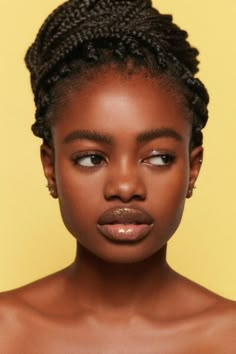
[97,207,154,225]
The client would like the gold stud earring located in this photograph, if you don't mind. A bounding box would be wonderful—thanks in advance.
[46,184,55,196]
[188,189,193,198]
[187,185,196,198]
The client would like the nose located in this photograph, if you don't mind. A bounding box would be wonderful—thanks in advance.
[104,162,146,203]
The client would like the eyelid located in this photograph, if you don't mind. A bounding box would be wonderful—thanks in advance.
[71,151,107,167]
[141,150,176,166]
[71,150,106,159]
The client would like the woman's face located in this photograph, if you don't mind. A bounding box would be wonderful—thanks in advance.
[41,69,202,263]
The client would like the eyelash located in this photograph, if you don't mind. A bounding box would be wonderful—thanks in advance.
[142,153,176,166]
[72,152,107,168]
[71,152,176,168]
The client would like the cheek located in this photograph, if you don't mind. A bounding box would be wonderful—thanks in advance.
[149,160,189,198]
[147,164,190,229]
[55,165,104,235]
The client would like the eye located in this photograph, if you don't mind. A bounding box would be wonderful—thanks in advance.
[72,153,106,167]
[143,153,175,166]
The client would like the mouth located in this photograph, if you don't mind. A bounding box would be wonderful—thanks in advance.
[97,207,154,242]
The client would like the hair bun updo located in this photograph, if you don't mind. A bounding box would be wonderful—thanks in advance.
[25,0,209,147]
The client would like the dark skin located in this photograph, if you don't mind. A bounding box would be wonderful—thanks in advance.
[0,69,235,353]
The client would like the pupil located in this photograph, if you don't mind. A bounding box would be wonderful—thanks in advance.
[91,155,102,165]
[162,155,170,163]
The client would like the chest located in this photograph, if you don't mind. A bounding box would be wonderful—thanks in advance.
[12,319,223,354]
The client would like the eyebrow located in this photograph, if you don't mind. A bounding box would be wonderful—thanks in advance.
[137,128,183,144]
[63,127,183,145]
[63,130,113,145]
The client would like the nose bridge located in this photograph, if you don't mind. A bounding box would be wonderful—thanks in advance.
[104,156,146,202]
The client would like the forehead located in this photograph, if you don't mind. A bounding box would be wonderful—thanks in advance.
[51,69,192,141]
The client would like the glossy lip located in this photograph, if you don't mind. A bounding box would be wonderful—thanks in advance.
[97,207,154,242]
[97,207,154,225]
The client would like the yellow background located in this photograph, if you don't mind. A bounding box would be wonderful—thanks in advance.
[1,1,236,299]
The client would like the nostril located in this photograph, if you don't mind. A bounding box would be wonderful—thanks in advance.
[104,178,146,202]
[132,194,145,201]
[106,193,144,203]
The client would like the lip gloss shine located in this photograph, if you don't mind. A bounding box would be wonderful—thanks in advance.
[97,223,154,242]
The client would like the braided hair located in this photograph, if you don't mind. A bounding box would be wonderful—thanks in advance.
[25,0,209,148]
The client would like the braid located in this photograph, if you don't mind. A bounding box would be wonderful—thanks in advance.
[25,0,209,147]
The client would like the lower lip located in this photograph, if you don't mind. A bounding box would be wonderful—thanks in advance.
[97,224,153,242]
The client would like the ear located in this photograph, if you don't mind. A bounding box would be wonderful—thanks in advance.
[40,144,58,199]
[186,146,203,199]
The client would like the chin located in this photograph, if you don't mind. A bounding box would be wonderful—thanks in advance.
[79,239,167,265]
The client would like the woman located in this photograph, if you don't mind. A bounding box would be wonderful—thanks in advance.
[0,0,235,352]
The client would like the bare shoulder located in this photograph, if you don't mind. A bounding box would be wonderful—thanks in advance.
[212,297,236,335]
[180,273,236,323]
[0,268,70,352]
[206,297,236,352]
[0,267,70,323]
[175,273,236,351]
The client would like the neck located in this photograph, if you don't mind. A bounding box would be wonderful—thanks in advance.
[67,244,174,313]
